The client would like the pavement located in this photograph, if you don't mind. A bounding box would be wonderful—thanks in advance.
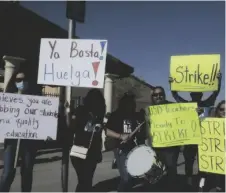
[0,147,200,192]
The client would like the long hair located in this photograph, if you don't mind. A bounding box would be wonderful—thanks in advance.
[4,71,31,94]
[208,107,216,117]
[83,89,106,119]
[4,71,18,93]
[215,100,225,117]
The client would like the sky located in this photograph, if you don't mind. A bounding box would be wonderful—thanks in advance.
[21,1,225,102]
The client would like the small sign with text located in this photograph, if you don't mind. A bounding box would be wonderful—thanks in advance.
[170,54,220,92]
[0,93,59,142]
[198,118,225,175]
[38,38,108,88]
[149,103,201,147]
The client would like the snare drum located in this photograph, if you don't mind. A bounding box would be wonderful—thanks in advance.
[125,145,166,184]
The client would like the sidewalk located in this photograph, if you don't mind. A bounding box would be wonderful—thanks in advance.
[0,147,199,192]
[0,147,198,175]
[0,148,62,167]
[8,151,119,192]
[5,150,199,192]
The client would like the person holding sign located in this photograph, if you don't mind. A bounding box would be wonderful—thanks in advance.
[169,72,222,108]
[213,100,225,192]
[169,73,222,188]
[105,93,146,192]
[200,100,225,192]
[144,86,180,192]
[215,100,225,117]
[0,72,39,192]
[70,89,106,192]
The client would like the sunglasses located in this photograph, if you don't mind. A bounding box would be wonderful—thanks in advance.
[153,93,164,97]
[219,108,225,112]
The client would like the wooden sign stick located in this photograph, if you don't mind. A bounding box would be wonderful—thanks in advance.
[14,90,23,169]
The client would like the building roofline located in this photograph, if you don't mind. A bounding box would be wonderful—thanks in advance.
[130,74,154,89]
[19,3,133,75]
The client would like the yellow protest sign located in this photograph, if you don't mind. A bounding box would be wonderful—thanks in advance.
[198,118,225,175]
[149,103,201,147]
[170,54,220,92]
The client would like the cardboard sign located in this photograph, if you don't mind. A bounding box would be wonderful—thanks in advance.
[170,54,220,92]
[38,38,107,88]
[198,118,225,175]
[149,103,201,147]
[0,93,59,142]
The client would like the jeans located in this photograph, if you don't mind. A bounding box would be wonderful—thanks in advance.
[0,139,37,192]
[183,145,197,177]
[154,147,180,192]
[114,149,132,192]
[71,157,97,192]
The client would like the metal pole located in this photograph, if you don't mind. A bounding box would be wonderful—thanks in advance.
[61,19,76,192]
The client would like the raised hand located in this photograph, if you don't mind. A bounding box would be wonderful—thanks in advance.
[217,72,222,79]
[169,77,174,83]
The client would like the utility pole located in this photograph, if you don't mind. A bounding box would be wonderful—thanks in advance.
[61,1,85,192]
[61,19,75,193]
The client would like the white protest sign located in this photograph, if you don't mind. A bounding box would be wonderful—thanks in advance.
[38,38,108,88]
[0,93,59,142]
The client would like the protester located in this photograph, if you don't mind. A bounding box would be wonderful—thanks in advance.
[198,100,225,192]
[0,71,39,192]
[169,73,222,107]
[169,73,222,188]
[144,86,180,192]
[70,89,106,192]
[208,100,225,192]
[105,93,146,192]
[110,109,146,170]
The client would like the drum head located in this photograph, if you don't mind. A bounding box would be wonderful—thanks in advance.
[126,145,155,177]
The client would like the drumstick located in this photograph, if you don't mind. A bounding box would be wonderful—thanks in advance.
[129,121,145,138]
[120,121,145,144]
